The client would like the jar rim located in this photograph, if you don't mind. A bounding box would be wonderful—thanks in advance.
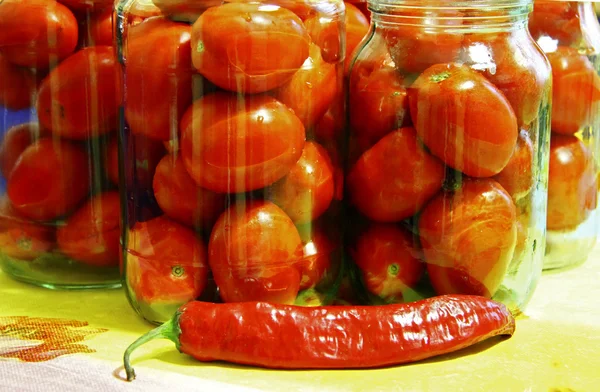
[367,0,533,10]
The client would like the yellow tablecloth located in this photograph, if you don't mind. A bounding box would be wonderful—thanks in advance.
[1,244,599,392]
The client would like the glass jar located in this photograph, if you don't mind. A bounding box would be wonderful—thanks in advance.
[529,1,600,270]
[0,0,121,289]
[345,0,551,313]
[116,0,346,324]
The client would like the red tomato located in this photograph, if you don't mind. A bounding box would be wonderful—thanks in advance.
[108,135,166,189]
[493,129,534,200]
[408,63,518,177]
[0,197,54,260]
[0,0,78,68]
[344,2,370,71]
[546,46,600,135]
[180,92,305,193]
[56,191,120,267]
[0,54,38,110]
[295,222,340,290]
[36,46,120,140]
[125,17,193,141]
[353,223,424,303]
[466,31,551,127]
[7,139,90,221]
[80,7,113,47]
[383,23,463,74]
[228,0,316,21]
[209,201,304,304]
[0,123,48,179]
[303,12,342,64]
[346,0,369,20]
[274,44,337,129]
[349,51,409,152]
[152,0,222,22]
[419,178,517,298]
[303,2,366,67]
[191,3,310,93]
[268,141,334,224]
[347,127,444,222]
[529,2,581,46]
[58,0,114,12]
[547,134,598,231]
[126,216,209,304]
[153,154,225,230]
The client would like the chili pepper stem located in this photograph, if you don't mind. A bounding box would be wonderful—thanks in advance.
[123,312,182,382]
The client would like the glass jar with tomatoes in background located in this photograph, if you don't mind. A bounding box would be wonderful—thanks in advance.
[529,1,600,270]
[116,0,346,324]
[0,0,122,289]
[345,0,552,312]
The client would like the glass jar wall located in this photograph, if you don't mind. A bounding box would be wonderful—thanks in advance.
[529,1,600,270]
[116,0,346,324]
[0,0,121,289]
[344,0,551,313]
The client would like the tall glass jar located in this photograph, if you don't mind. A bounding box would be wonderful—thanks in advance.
[116,0,346,324]
[529,1,600,270]
[345,0,551,313]
[0,0,121,289]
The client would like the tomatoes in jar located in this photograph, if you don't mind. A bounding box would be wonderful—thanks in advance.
[529,1,581,47]
[126,216,209,304]
[57,191,120,267]
[0,123,47,179]
[295,222,339,290]
[349,51,410,152]
[58,0,114,12]
[180,92,305,193]
[0,54,38,111]
[0,197,54,260]
[153,154,225,230]
[493,129,535,201]
[274,44,337,129]
[408,63,518,177]
[268,141,334,224]
[383,22,463,74]
[0,0,78,68]
[191,2,310,93]
[125,17,193,141]
[152,0,222,22]
[209,201,304,304]
[37,46,120,140]
[7,139,90,221]
[353,223,424,303]
[80,6,113,47]
[347,127,445,222]
[546,46,600,135]
[547,134,598,231]
[344,2,370,71]
[109,135,166,189]
[465,31,550,128]
[419,178,517,298]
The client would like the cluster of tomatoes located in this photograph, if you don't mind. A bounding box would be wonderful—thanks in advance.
[0,0,123,269]
[529,1,600,233]
[116,0,373,318]
[345,8,555,303]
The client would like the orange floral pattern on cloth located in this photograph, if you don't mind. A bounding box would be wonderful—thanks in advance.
[0,316,107,362]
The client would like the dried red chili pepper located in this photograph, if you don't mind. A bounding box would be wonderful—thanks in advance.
[123,295,514,379]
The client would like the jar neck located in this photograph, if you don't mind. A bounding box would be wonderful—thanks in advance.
[368,0,532,32]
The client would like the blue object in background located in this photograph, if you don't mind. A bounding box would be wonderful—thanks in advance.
[0,105,38,191]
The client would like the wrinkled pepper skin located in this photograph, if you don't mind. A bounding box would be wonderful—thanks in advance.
[124,295,515,379]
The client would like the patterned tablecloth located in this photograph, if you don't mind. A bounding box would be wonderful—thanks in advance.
[1,243,599,392]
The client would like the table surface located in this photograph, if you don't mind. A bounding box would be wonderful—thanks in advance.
[1,244,599,392]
